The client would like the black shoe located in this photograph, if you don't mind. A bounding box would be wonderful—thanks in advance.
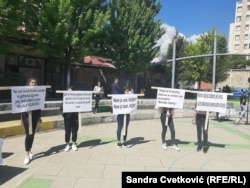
[117,143,122,148]
[203,146,208,153]
[196,145,202,152]
[123,142,128,148]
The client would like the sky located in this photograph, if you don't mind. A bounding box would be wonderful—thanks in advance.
[156,0,238,56]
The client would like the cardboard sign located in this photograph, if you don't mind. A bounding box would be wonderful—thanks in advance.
[156,88,185,109]
[63,91,92,113]
[11,86,46,113]
[112,94,138,115]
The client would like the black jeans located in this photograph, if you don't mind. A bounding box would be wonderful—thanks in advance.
[116,114,130,142]
[196,114,209,147]
[94,95,101,112]
[21,110,41,152]
[160,112,176,145]
[64,115,79,143]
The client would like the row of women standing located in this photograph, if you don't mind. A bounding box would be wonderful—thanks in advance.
[21,77,209,165]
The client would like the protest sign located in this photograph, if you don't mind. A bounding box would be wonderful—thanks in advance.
[155,87,185,109]
[62,91,92,113]
[112,94,138,115]
[0,138,3,164]
[196,92,228,113]
[11,86,46,113]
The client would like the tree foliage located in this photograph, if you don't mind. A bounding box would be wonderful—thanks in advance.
[178,28,230,89]
[0,0,24,53]
[104,0,164,75]
[21,0,111,65]
[163,33,189,88]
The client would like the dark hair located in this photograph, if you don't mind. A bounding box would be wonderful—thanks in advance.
[26,78,38,86]
[68,86,74,90]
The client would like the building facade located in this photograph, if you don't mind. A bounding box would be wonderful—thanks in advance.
[229,0,250,53]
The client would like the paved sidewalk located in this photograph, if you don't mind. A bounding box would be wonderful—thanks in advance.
[0,113,250,188]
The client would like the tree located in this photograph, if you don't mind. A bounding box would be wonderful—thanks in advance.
[20,0,111,87]
[104,0,164,77]
[178,28,229,89]
[0,0,24,54]
[163,33,189,88]
[228,55,249,69]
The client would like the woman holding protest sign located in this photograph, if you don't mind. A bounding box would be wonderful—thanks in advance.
[114,86,133,148]
[21,78,42,165]
[60,86,79,152]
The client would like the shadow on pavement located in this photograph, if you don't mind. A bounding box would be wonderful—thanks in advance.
[34,144,65,160]
[0,165,27,185]
[127,137,154,148]
[2,152,14,159]
[78,139,113,149]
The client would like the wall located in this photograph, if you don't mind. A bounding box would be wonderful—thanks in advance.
[217,69,250,89]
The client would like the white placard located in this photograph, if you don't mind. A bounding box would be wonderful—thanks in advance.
[112,94,138,115]
[196,92,227,113]
[11,86,46,113]
[156,88,185,109]
[63,91,92,113]
[0,138,3,164]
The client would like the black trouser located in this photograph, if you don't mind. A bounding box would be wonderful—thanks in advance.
[64,117,78,143]
[116,114,130,142]
[22,111,40,152]
[196,114,209,147]
[94,95,101,112]
[160,112,176,145]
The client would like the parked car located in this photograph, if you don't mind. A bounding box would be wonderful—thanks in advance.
[230,87,250,99]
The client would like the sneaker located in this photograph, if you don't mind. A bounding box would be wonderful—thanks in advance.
[123,142,128,148]
[64,144,70,152]
[29,153,33,160]
[171,144,180,151]
[203,146,209,153]
[117,142,122,148]
[161,143,167,150]
[24,156,30,165]
[72,143,78,151]
[196,145,202,152]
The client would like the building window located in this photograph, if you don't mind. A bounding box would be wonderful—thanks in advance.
[236,26,241,31]
[248,5,250,10]
[244,44,248,49]
[245,34,248,40]
[236,16,241,22]
[247,15,250,21]
[234,44,239,50]
[246,25,249,30]
[237,6,242,12]
[235,35,240,41]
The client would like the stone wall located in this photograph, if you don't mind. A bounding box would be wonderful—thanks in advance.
[217,69,250,89]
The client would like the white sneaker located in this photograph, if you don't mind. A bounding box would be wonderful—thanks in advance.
[72,144,78,151]
[161,143,167,150]
[171,144,180,151]
[24,156,30,165]
[64,144,70,152]
[29,153,33,160]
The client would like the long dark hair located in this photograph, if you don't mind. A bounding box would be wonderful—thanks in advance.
[25,78,38,86]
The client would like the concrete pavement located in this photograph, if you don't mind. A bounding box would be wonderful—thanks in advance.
[0,109,250,188]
